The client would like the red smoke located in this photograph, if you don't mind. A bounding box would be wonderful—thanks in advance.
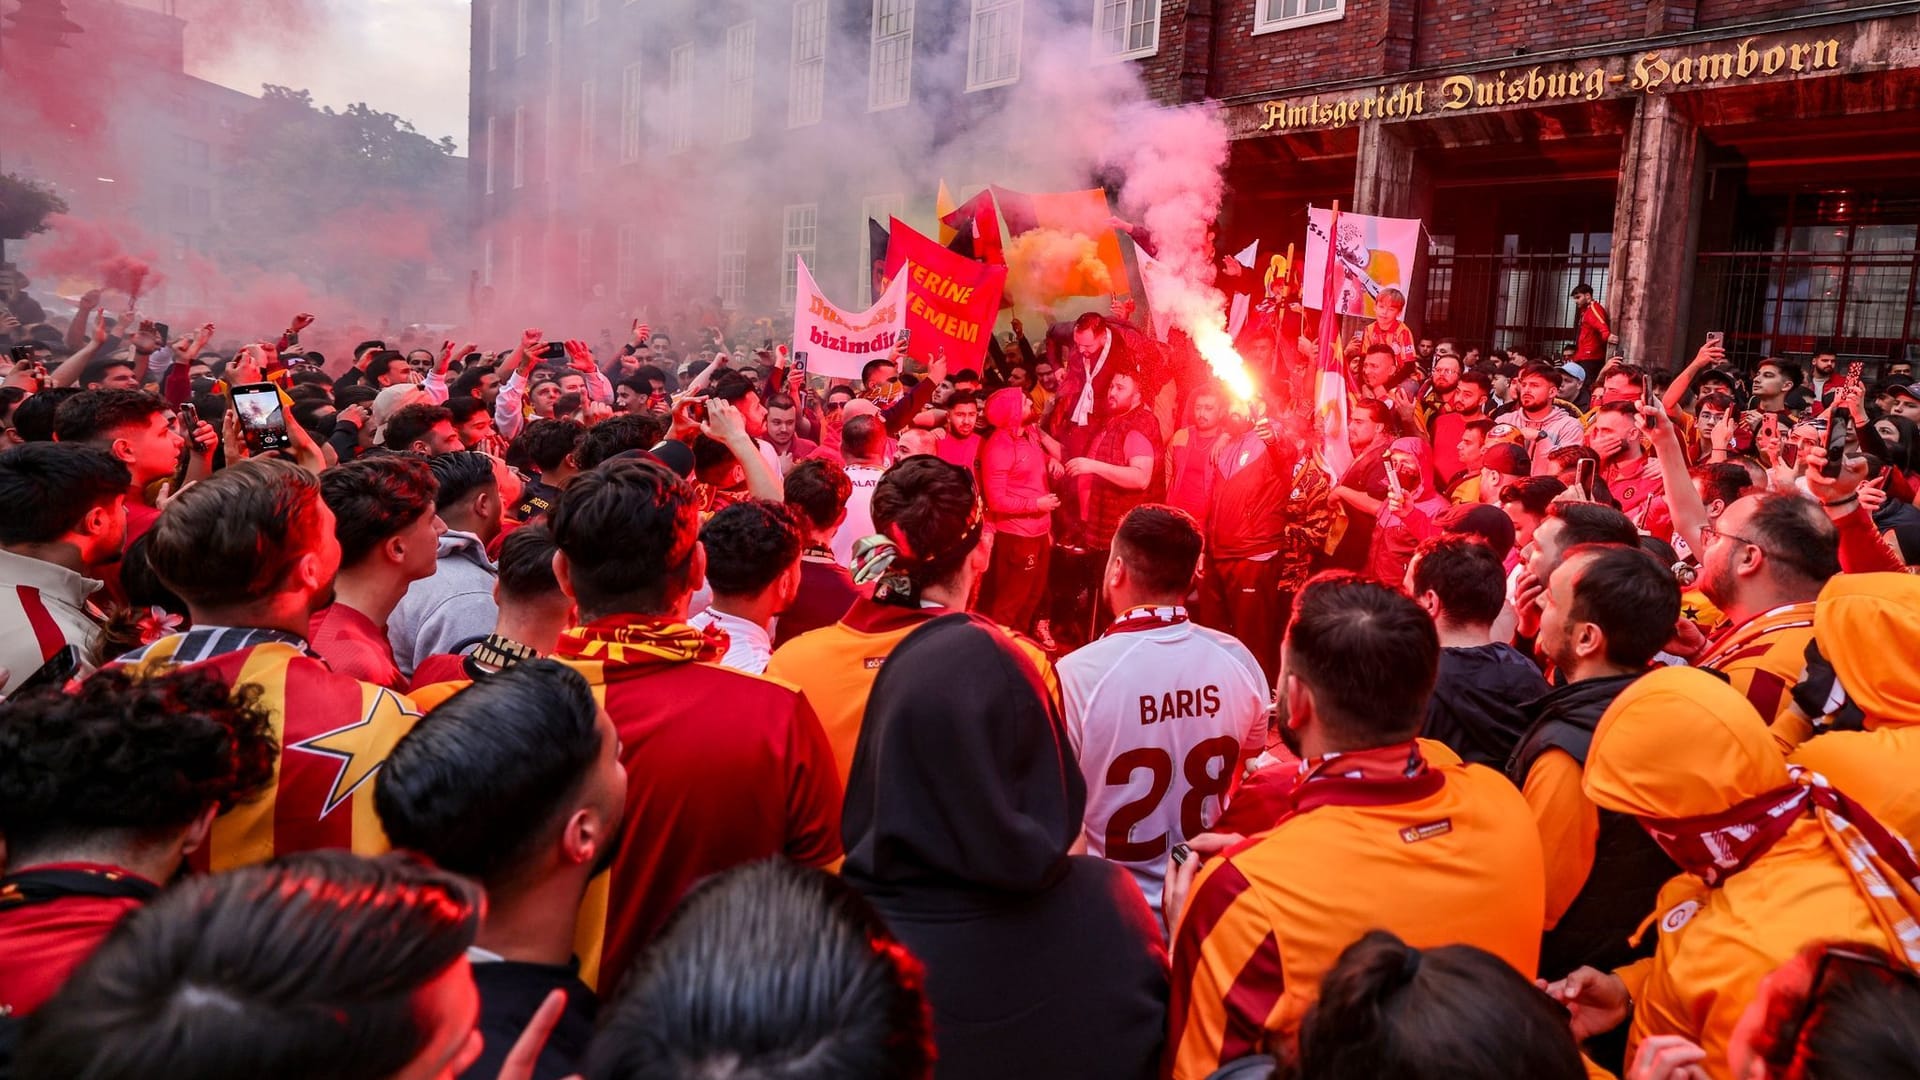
[29,216,166,304]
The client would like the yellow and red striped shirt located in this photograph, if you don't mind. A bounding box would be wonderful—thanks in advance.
[114,630,420,872]
[1695,602,1817,744]
[1166,751,1544,1078]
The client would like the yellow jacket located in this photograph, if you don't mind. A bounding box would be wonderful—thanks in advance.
[1585,668,1902,1080]
[1788,574,1920,845]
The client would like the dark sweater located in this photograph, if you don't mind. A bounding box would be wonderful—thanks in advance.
[1424,642,1551,769]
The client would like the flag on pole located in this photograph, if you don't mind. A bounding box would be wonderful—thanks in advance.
[1225,240,1259,338]
[1301,207,1422,318]
[1314,205,1353,478]
[936,181,959,247]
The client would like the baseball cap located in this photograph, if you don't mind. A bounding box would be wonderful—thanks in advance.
[1559,362,1588,384]
[1890,383,1920,404]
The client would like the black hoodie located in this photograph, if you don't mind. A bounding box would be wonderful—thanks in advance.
[843,614,1167,1080]
[1424,642,1552,769]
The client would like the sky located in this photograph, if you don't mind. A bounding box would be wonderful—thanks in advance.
[173,0,472,152]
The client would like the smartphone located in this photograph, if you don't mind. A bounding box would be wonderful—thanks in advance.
[1170,843,1194,868]
[897,327,911,348]
[1576,457,1597,494]
[1763,413,1780,442]
[153,322,171,343]
[1383,457,1405,500]
[793,351,809,377]
[179,401,199,436]
[8,343,35,364]
[1706,331,1725,348]
[541,341,567,361]
[1824,407,1852,480]
[229,382,292,453]
[13,645,81,695]
[1643,372,1658,409]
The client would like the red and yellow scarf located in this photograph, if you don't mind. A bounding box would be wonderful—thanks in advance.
[557,615,728,674]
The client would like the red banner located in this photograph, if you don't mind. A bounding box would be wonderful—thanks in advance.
[884,217,1007,370]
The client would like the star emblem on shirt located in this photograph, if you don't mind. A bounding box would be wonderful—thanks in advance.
[289,687,420,818]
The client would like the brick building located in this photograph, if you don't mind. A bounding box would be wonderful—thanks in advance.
[469,0,1920,373]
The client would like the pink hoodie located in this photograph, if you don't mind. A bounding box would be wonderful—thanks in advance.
[980,388,1052,539]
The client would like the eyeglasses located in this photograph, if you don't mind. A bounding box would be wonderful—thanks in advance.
[1699,522,1766,552]
[824,400,846,413]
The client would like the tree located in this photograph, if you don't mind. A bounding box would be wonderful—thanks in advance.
[0,172,70,241]
[212,86,463,319]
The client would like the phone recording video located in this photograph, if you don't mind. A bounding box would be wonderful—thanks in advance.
[229,382,292,454]
[1824,408,1852,480]
[1576,457,1598,494]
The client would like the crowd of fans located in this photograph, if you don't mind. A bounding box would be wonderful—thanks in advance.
[1,266,1919,1080]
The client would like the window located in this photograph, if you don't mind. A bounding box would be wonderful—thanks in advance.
[580,79,598,170]
[782,203,818,309]
[484,114,498,194]
[859,193,905,304]
[515,0,528,56]
[789,0,828,127]
[668,44,696,152]
[869,0,913,111]
[512,106,527,188]
[723,22,755,142]
[177,137,210,169]
[1254,0,1343,34]
[576,228,593,291]
[968,0,1021,90]
[1093,0,1158,59]
[617,224,640,298]
[485,2,498,70]
[620,62,645,162]
[584,0,599,21]
[719,217,749,310]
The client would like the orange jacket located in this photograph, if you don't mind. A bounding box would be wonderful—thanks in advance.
[1694,601,1816,744]
[1788,574,1920,843]
[767,596,1057,788]
[1586,667,1913,1079]
[1166,753,1544,1078]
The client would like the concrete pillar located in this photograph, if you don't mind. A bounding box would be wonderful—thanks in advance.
[1352,119,1433,322]
[1610,95,1706,372]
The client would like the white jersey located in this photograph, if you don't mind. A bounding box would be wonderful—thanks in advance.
[830,464,886,566]
[1058,609,1269,918]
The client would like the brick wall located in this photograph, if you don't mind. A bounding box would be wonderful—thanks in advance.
[1208,0,1384,96]
[1694,0,1862,26]
[1413,0,1650,67]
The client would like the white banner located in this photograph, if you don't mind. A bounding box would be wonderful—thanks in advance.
[1225,239,1259,338]
[1301,207,1422,318]
[791,256,909,380]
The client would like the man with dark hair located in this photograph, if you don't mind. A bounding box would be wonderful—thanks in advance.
[687,501,803,674]
[1062,368,1163,631]
[575,413,664,470]
[1059,504,1269,919]
[79,357,139,391]
[310,456,445,691]
[1328,397,1395,571]
[1167,574,1545,1076]
[1586,401,1670,539]
[9,386,79,444]
[589,860,935,1080]
[771,456,1054,786]
[707,368,784,474]
[114,459,421,870]
[778,458,858,645]
[389,452,519,678]
[1690,492,1838,731]
[510,417,586,521]
[1508,545,1681,984]
[1569,282,1610,368]
[17,851,487,1079]
[1408,535,1549,769]
[829,413,888,565]
[376,660,626,1080]
[1497,362,1587,474]
[935,389,983,469]
[445,396,501,453]
[52,388,189,539]
[1500,475,1569,558]
[407,524,570,704]
[1751,357,1802,420]
[0,444,130,693]
[382,402,462,455]
[763,392,820,475]
[547,458,842,993]
[1513,500,1640,640]
[0,668,276,1016]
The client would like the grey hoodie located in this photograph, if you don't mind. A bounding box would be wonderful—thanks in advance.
[389,530,498,678]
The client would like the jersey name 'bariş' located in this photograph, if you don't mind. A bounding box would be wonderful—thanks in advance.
[1141,686,1224,725]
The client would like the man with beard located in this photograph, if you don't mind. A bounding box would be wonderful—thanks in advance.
[1327,399,1395,572]
[1797,345,1840,411]
[1688,493,1837,730]
[1497,362,1587,475]
[1507,545,1681,989]
[1064,367,1163,606]
[1164,385,1234,532]
[375,660,627,1080]
[935,390,984,470]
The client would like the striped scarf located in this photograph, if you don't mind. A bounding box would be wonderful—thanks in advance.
[1644,766,1920,970]
[556,615,728,670]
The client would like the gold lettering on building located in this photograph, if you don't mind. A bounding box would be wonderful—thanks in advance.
[1254,32,1845,132]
